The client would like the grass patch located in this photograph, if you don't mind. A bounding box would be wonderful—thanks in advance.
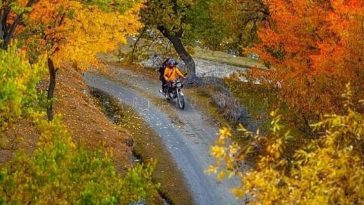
[185,77,276,133]
[91,89,194,205]
[224,79,278,131]
[193,47,267,69]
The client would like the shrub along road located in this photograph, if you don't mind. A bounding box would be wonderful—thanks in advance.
[84,65,240,205]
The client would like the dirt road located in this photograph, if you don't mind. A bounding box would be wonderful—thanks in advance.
[84,65,241,205]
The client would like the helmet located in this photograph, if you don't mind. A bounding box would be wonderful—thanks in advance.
[167,59,178,67]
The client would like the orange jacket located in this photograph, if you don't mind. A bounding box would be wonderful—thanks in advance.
[164,66,185,81]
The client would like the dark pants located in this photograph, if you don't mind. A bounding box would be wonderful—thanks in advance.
[161,78,167,92]
[164,81,174,94]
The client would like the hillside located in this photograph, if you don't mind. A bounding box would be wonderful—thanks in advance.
[1,67,133,171]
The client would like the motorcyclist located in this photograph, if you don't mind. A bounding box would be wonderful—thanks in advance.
[163,59,185,94]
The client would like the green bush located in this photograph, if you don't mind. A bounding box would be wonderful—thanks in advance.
[0,46,44,129]
[0,118,157,204]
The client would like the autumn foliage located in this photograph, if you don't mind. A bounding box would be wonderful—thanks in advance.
[0,1,159,204]
[209,86,364,204]
[2,0,364,204]
[209,1,364,204]
[251,0,364,126]
[21,0,142,70]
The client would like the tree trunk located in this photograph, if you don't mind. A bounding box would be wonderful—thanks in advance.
[2,16,21,49]
[157,26,196,78]
[0,0,37,49]
[0,7,9,50]
[47,58,58,121]
[169,35,196,78]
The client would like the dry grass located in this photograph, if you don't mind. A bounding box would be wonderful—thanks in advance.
[0,119,39,165]
[185,86,229,126]
[194,48,267,69]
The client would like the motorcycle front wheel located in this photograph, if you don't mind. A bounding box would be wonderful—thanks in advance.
[177,92,185,110]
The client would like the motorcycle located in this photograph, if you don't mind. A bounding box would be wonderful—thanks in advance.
[164,79,185,110]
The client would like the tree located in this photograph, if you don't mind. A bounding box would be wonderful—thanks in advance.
[17,0,142,120]
[140,0,269,72]
[250,0,364,130]
[208,86,364,204]
[184,0,226,51]
[208,0,269,53]
[140,0,197,78]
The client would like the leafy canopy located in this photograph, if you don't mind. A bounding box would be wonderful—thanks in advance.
[208,0,268,52]
[141,0,193,33]
[21,0,143,70]
[250,0,364,125]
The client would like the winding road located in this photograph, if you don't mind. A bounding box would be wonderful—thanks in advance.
[84,65,241,205]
